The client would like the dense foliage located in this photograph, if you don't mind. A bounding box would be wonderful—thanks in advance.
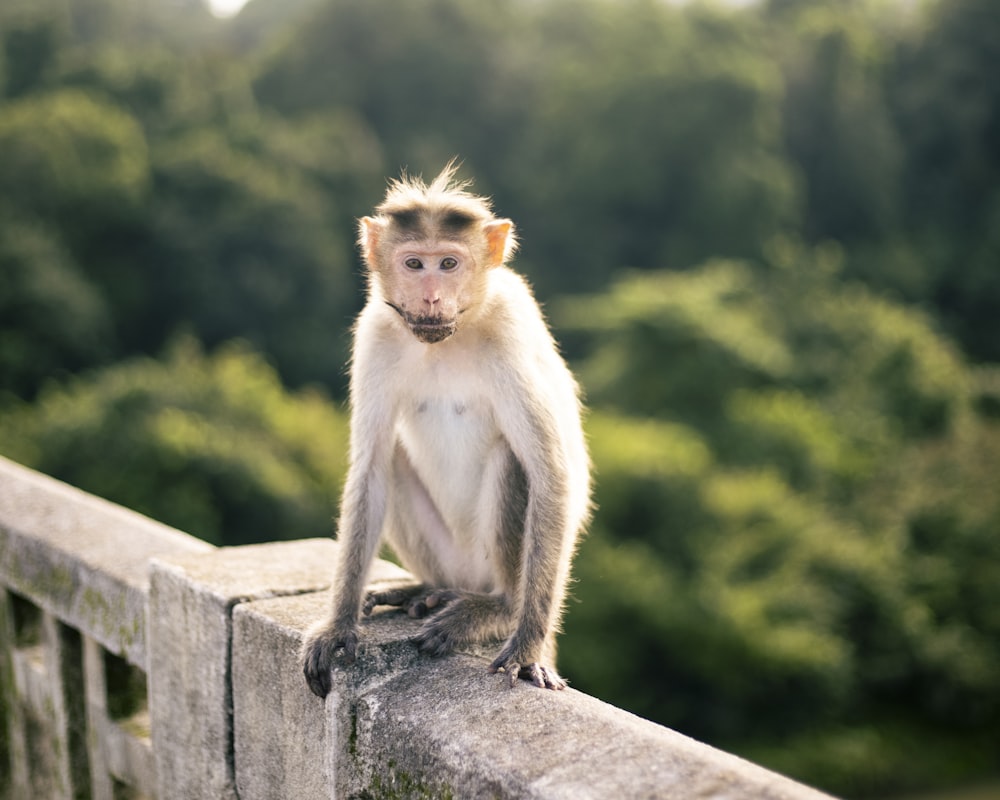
[559,250,1000,795]
[0,337,347,545]
[1,0,998,796]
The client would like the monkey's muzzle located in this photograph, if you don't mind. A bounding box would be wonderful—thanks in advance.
[410,319,457,343]
[387,302,458,343]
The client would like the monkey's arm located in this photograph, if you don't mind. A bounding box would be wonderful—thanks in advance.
[301,322,396,698]
[301,456,392,697]
[488,356,580,690]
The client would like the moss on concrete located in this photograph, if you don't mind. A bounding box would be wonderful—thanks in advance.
[363,759,456,800]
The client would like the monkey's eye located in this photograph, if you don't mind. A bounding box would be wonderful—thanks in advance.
[404,257,423,271]
[440,257,459,271]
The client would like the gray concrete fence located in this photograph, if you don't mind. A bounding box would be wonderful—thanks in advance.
[0,455,835,799]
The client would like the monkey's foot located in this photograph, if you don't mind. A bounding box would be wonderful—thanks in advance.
[413,593,512,657]
[489,652,567,690]
[301,625,359,699]
[413,607,465,657]
[363,585,457,619]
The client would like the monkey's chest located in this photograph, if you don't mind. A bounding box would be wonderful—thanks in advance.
[395,397,499,530]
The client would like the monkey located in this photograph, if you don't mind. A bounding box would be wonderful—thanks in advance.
[301,161,591,698]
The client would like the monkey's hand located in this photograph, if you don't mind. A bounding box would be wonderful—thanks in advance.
[489,644,568,691]
[301,624,359,699]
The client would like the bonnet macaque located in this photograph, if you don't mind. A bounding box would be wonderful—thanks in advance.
[302,162,591,697]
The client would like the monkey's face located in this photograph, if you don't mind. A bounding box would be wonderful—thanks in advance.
[382,241,482,344]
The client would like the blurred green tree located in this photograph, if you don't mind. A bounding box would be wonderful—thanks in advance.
[251,0,518,171]
[0,25,379,390]
[558,250,1000,796]
[0,214,110,400]
[1,13,60,98]
[0,337,348,546]
[143,125,360,388]
[0,88,150,234]
[891,0,1000,362]
[766,1,902,244]
[515,1,799,291]
[0,87,150,388]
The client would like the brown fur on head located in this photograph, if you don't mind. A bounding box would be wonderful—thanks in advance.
[358,160,518,272]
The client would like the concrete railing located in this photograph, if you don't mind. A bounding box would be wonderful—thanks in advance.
[0,455,834,799]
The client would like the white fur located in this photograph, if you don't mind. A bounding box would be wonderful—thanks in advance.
[354,266,590,597]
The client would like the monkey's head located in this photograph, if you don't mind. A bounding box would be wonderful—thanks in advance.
[359,161,517,344]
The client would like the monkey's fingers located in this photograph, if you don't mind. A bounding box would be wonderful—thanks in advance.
[520,663,568,691]
[363,587,413,616]
[303,668,332,698]
[363,585,448,618]
[405,588,460,618]
[414,625,455,657]
[302,629,359,698]
[488,655,522,688]
[489,654,567,690]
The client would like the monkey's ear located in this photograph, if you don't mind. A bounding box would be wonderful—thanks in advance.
[358,216,383,269]
[483,219,516,267]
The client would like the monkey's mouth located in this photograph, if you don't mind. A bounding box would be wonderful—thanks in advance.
[411,319,457,343]
[386,303,457,343]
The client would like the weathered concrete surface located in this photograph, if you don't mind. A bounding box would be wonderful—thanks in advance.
[83,635,156,799]
[232,589,423,800]
[360,658,833,800]
[232,585,836,800]
[231,592,336,799]
[3,607,90,800]
[0,455,211,669]
[148,538,411,800]
[2,456,837,800]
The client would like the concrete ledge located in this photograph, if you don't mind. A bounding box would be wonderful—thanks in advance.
[148,539,410,800]
[2,457,836,799]
[82,636,156,798]
[232,590,425,799]
[233,587,835,800]
[0,456,211,668]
